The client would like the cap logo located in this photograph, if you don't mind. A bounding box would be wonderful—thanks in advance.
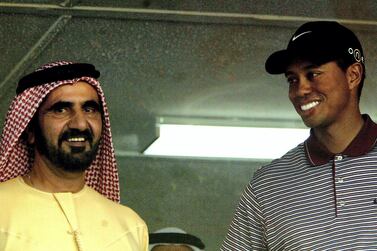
[292,31,312,41]
[348,48,364,63]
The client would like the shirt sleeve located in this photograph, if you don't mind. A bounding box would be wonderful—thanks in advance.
[143,224,149,251]
[220,182,267,251]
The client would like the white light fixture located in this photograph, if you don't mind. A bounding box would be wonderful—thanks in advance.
[143,124,309,160]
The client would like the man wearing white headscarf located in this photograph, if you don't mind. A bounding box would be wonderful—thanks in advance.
[0,61,148,250]
[149,227,205,251]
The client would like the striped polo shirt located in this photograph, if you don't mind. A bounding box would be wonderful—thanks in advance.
[221,114,377,250]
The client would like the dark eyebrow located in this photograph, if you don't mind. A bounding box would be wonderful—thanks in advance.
[83,100,100,109]
[47,101,72,111]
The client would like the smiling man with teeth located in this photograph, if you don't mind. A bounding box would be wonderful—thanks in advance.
[0,61,148,250]
[68,138,86,142]
[222,21,377,250]
[301,100,320,111]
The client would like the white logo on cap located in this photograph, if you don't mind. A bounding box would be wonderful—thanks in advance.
[292,31,312,41]
[348,48,364,63]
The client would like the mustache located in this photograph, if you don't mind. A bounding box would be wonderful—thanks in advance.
[58,129,93,146]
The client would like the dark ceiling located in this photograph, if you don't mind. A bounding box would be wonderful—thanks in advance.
[1,0,377,154]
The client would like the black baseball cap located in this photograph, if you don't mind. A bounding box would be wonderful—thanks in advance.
[265,21,365,74]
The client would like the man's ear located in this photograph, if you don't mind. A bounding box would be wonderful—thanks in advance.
[26,125,35,145]
[25,116,38,145]
[347,62,363,90]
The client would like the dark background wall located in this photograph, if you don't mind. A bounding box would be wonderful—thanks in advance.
[119,155,264,250]
[1,1,377,250]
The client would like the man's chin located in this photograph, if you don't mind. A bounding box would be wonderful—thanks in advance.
[54,150,96,173]
[69,146,87,154]
[58,159,92,173]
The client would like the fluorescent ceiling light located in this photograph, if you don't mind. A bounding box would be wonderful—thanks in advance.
[144,124,309,160]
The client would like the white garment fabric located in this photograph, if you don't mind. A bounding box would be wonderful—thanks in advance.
[0,176,148,251]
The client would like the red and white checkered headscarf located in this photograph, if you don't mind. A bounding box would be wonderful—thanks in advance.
[0,61,120,202]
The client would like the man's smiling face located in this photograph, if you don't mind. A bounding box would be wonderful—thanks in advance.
[31,81,103,173]
[286,60,352,129]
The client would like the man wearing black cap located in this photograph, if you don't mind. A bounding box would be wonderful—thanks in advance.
[221,21,377,250]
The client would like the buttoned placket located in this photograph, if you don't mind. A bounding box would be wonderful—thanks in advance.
[332,154,345,218]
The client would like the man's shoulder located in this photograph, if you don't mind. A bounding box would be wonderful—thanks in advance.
[0,176,22,192]
[0,177,28,207]
[254,142,307,180]
[84,186,146,225]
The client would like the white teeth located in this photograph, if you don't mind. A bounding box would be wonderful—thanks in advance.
[301,101,320,111]
[67,137,85,142]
